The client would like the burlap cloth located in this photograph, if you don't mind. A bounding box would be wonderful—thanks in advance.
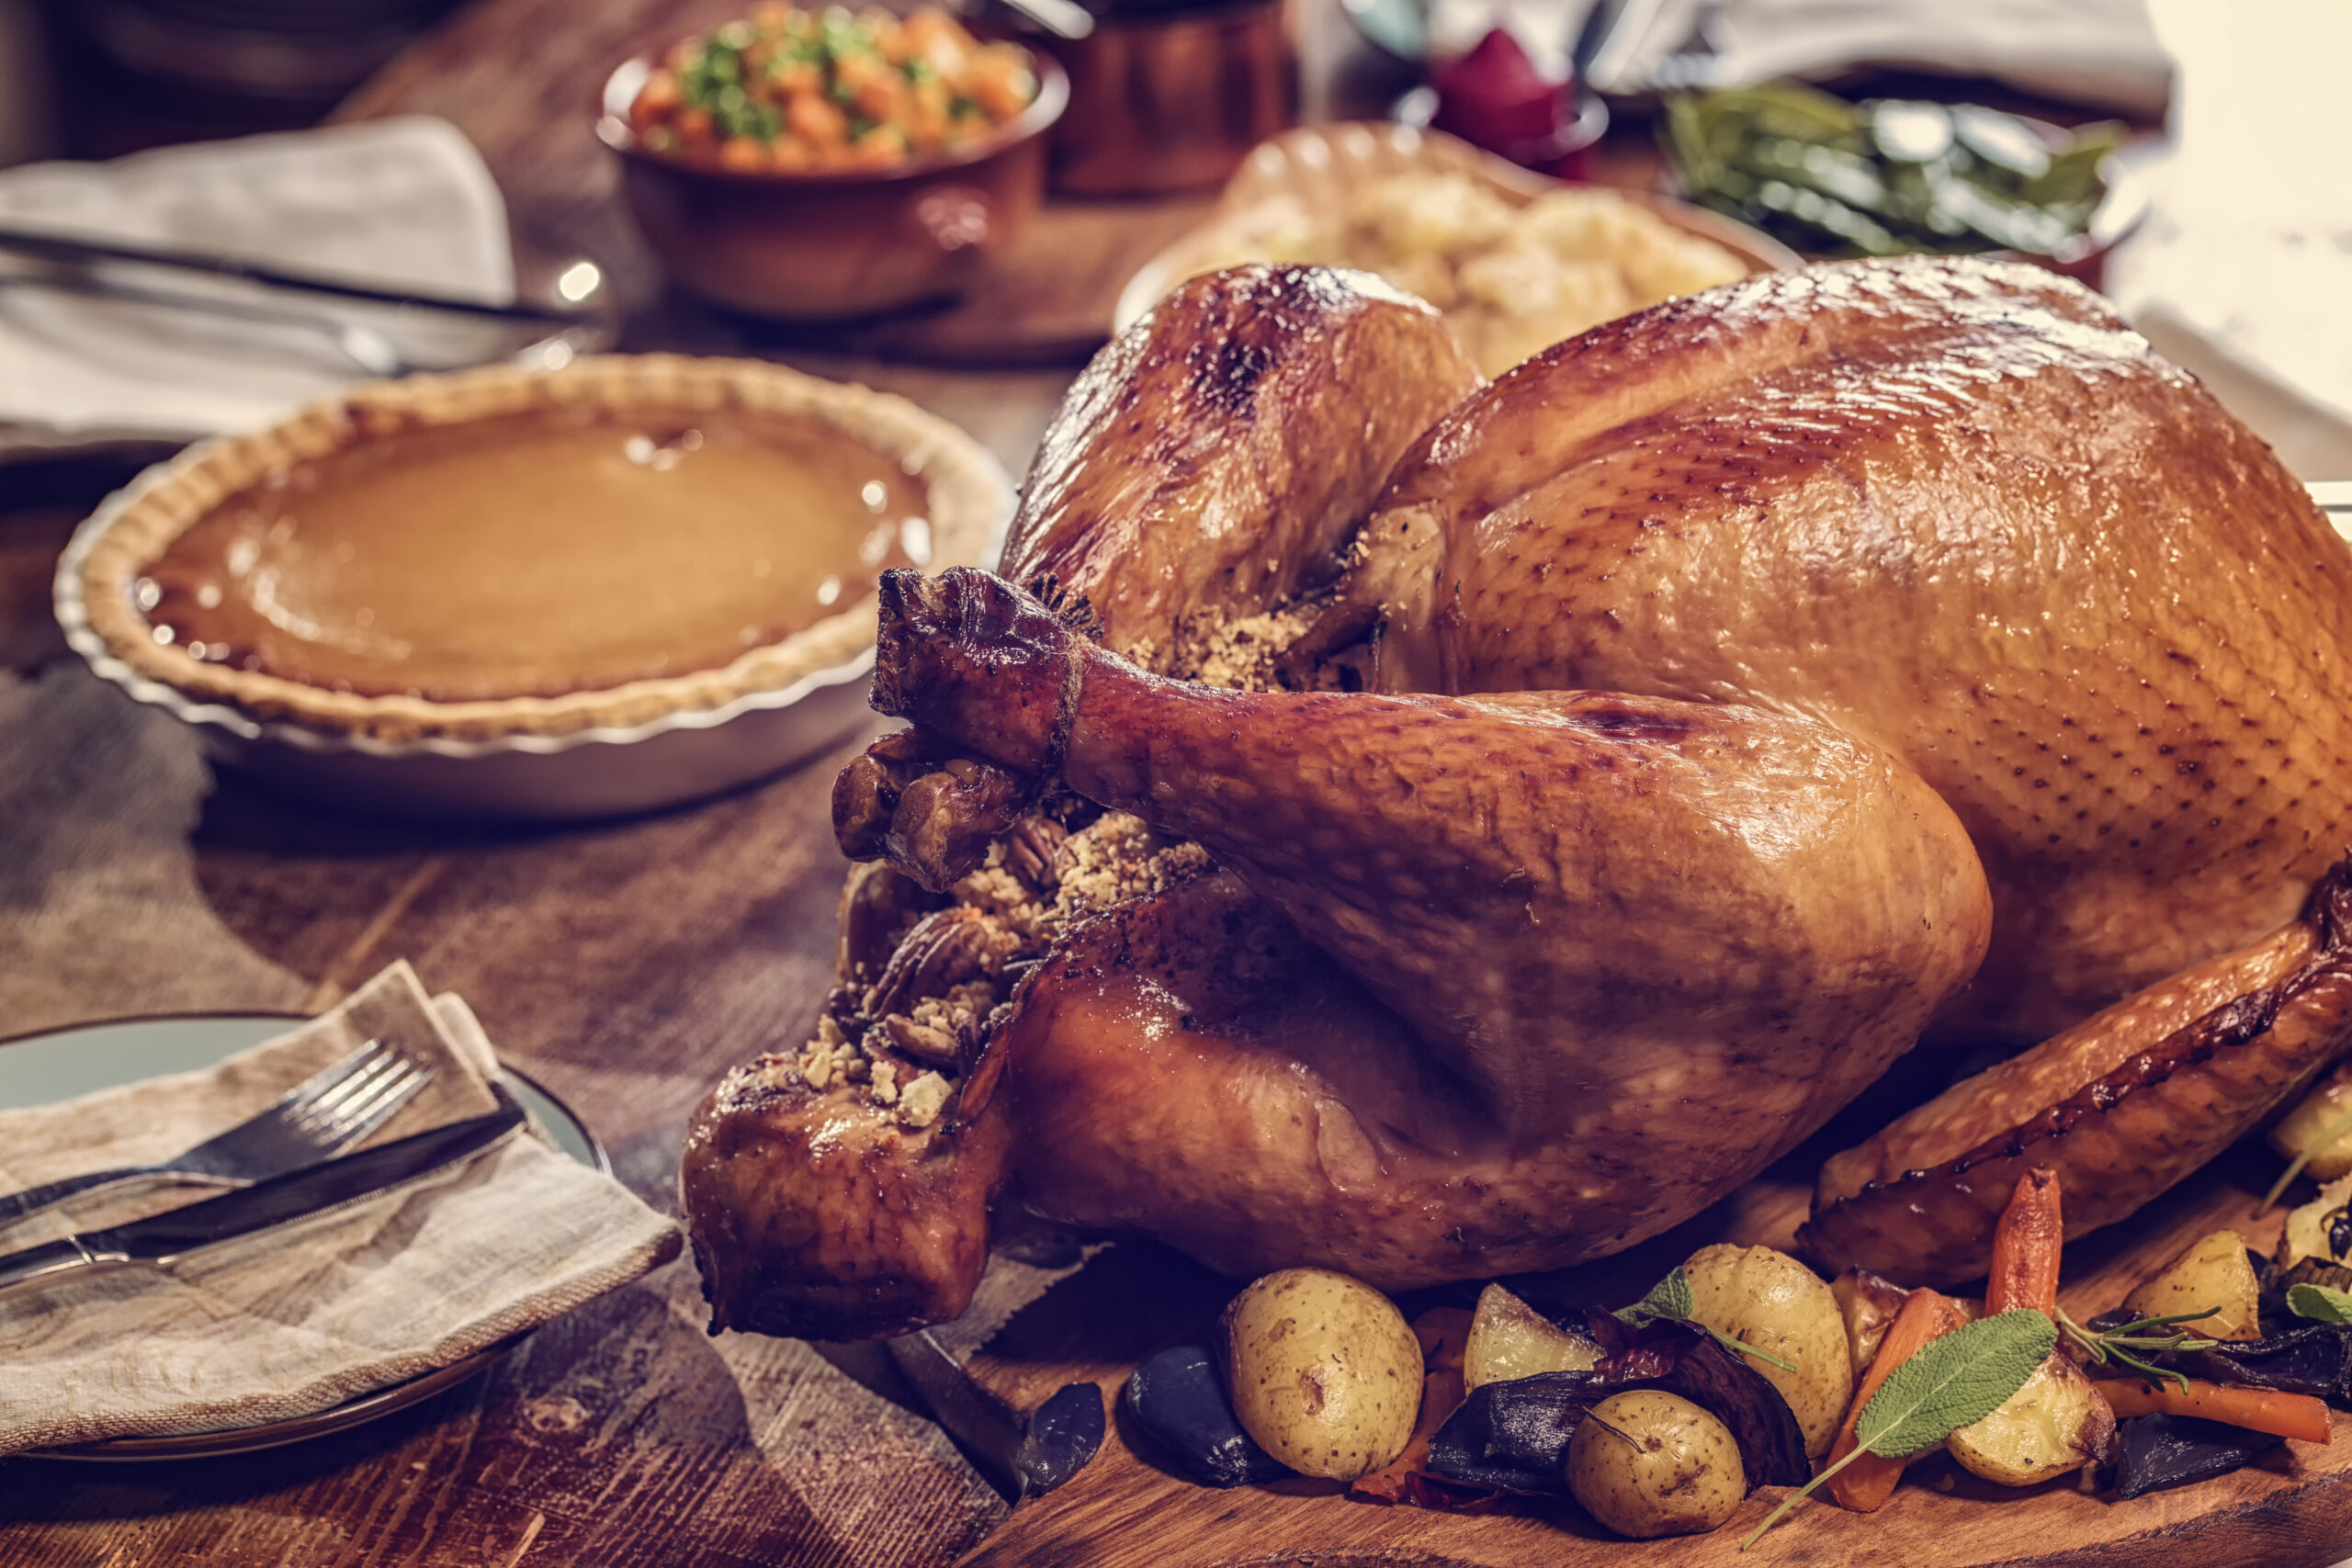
[0,959,681,1456]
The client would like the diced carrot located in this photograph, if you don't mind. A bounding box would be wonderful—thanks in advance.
[963,44,1035,119]
[786,89,848,148]
[1827,1286,1968,1511]
[1351,1367,1467,1503]
[1985,1166,2064,1317]
[630,68,682,128]
[2094,1378,2334,1445]
[1409,1305,1474,1373]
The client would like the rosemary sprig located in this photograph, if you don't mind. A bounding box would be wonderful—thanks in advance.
[2054,1304,2222,1395]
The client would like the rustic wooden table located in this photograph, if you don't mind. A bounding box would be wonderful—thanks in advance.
[0,1,1121,1562]
[3,1,2321,1562]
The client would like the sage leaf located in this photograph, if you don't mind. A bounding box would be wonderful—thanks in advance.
[1615,1266,1695,1327]
[2287,1281,2352,1325]
[1614,1266,1798,1373]
[1740,1309,2053,1551]
[1858,1309,2057,1457]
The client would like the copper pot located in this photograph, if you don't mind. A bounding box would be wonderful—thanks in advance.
[1034,0,1297,197]
[596,55,1069,321]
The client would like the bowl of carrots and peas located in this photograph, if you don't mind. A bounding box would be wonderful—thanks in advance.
[598,5,1068,320]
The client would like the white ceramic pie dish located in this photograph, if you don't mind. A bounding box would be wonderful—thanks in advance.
[53,356,1014,821]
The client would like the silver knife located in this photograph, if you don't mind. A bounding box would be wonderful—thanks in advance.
[0,1094,526,1294]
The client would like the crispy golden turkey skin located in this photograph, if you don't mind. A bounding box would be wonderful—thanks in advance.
[683,259,2352,1338]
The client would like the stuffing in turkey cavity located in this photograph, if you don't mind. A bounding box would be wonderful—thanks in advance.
[790,810,1214,1123]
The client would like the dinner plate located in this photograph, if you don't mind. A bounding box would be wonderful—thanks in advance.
[0,1011,605,1463]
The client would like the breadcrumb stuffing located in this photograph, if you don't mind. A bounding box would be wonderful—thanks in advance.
[1166,601,1320,692]
[789,586,1338,1118]
[789,810,1219,1113]
[795,1014,864,1091]
[1056,815,1212,917]
[898,1071,952,1128]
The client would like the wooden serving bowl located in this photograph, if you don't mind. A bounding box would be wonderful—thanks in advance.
[1114,121,1802,334]
[597,53,1069,321]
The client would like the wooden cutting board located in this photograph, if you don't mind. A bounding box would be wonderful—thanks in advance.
[904,1137,2352,1568]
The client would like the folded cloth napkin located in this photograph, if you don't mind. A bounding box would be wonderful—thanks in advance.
[0,960,679,1457]
[1434,0,2174,118]
[0,115,514,446]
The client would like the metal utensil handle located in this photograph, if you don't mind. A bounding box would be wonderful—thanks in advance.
[0,221,586,325]
[0,1237,118,1293]
[0,272,412,378]
[0,1167,213,1234]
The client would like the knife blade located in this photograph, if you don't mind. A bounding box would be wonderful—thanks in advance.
[0,1094,526,1294]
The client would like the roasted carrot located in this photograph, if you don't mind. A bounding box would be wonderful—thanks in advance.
[1351,1367,1467,1502]
[2094,1377,2335,1444]
[1410,1306,1474,1374]
[1985,1165,2064,1317]
[1826,1286,1968,1510]
[1833,1161,2055,1506]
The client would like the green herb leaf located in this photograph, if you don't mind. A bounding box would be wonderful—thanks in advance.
[2287,1281,2352,1324]
[1740,1309,2052,1551]
[1615,1266,1695,1327]
[1615,1267,1799,1373]
[2055,1304,2219,1394]
[1860,1309,2055,1455]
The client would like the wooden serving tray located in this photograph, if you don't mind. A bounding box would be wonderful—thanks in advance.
[908,1138,2352,1568]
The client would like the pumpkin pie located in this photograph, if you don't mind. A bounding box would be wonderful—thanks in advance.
[65,355,1010,745]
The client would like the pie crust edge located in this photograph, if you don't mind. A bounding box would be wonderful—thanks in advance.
[66,354,1013,748]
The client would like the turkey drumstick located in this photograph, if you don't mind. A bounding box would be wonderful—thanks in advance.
[847,566,1993,1146]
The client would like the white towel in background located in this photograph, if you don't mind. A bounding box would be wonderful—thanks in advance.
[0,115,513,445]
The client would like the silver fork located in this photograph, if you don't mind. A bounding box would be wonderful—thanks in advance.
[0,1037,435,1235]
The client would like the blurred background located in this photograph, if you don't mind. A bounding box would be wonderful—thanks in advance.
[0,0,2343,471]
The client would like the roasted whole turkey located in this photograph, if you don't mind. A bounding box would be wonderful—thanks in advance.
[682,258,2352,1340]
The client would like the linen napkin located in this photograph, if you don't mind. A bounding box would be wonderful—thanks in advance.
[0,115,514,446]
[0,960,680,1457]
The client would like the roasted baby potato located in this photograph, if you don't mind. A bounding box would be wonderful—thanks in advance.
[1830,1268,1908,1381]
[1217,1268,1423,1480]
[1566,1389,1746,1539]
[1681,1244,1854,1458]
[1946,1353,2116,1485]
[1463,1283,1602,1393]
[2123,1229,2263,1342]
[2270,1063,2352,1181]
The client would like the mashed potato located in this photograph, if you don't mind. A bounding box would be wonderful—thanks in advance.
[1219,172,1748,377]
